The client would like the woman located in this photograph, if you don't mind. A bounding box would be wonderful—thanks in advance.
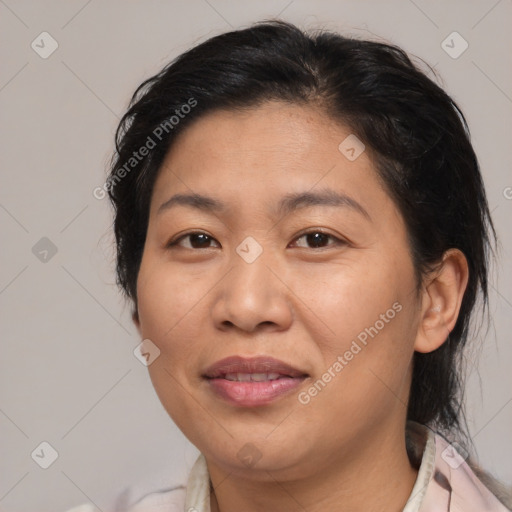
[69,20,510,512]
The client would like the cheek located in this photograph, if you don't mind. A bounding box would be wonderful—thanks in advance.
[136,258,209,364]
[292,255,414,350]
[295,251,419,411]
[295,277,417,441]
[135,258,213,429]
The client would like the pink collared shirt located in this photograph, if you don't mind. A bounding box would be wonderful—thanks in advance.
[66,423,511,512]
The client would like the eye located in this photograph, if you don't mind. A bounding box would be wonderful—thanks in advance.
[167,231,220,249]
[290,230,346,249]
[167,230,345,250]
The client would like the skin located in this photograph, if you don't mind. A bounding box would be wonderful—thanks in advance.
[133,101,468,512]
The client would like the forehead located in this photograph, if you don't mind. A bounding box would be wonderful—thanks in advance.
[153,102,377,194]
[165,102,345,166]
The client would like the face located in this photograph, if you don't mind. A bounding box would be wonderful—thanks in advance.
[135,101,422,480]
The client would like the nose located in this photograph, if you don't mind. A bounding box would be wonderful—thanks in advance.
[211,252,293,334]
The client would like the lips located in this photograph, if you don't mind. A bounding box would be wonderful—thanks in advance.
[203,355,307,379]
[203,356,308,407]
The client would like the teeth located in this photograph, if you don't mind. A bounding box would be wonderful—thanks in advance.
[251,373,272,382]
[223,373,282,382]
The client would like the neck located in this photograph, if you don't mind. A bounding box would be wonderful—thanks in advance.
[207,421,420,512]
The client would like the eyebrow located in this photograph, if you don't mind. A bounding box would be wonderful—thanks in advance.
[157,189,371,220]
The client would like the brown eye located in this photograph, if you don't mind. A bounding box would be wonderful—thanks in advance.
[168,232,220,249]
[292,231,345,249]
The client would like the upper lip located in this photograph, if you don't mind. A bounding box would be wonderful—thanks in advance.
[203,356,308,379]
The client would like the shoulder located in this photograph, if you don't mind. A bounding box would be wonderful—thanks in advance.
[405,421,511,511]
[466,455,512,511]
[63,462,191,512]
[430,430,512,511]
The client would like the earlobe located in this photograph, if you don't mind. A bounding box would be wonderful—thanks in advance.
[414,249,469,354]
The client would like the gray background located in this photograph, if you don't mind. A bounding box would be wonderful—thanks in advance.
[1,1,511,510]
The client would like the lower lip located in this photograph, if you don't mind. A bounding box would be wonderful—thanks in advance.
[206,376,306,407]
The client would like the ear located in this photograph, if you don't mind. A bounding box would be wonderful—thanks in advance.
[414,249,469,354]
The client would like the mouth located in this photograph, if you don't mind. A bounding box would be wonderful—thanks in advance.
[202,356,309,407]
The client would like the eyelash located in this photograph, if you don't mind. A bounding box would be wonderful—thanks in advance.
[167,229,347,250]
